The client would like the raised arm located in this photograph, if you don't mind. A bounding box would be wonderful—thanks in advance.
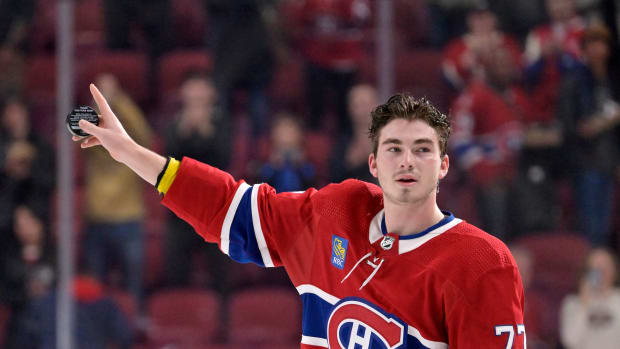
[74,84,166,185]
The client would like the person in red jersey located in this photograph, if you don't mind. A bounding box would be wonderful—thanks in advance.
[74,84,525,348]
[441,5,521,91]
[523,0,585,123]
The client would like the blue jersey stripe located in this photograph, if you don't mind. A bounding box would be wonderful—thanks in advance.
[301,293,333,339]
[228,186,265,266]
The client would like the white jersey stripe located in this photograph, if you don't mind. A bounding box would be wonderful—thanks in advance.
[408,326,448,349]
[301,335,328,347]
[220,182,251,255]
[251,184,274,267]
[399,218,463,254]
[296,284,340,305]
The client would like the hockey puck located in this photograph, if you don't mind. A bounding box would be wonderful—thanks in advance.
[66,105,99,137]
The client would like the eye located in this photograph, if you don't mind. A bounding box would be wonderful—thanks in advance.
[416,147,431,153]
[387,146,401,152]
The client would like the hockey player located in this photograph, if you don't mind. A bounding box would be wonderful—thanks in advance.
[75,84,525,348]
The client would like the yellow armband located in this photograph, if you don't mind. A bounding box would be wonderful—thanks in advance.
[155,157,181,195]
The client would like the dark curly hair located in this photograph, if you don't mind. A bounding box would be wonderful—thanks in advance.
[369,94,451,156]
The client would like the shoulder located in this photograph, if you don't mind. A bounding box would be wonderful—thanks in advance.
[436,221,518,280]
[318,178,382,199]
[312,179,383,218]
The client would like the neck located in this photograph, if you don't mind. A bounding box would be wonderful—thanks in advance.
[383,195,445,236]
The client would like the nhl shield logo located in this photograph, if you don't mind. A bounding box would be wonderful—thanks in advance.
[380,236,395,250]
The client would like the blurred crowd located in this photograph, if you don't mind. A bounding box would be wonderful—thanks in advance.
[0,0,619,348]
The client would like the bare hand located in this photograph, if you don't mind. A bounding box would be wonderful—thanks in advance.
[73,84,135,163]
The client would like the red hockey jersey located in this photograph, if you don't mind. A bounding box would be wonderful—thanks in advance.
[161,158,526,348]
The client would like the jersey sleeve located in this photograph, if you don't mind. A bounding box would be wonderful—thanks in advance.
[160,157,318,270]
[445,265,526,348]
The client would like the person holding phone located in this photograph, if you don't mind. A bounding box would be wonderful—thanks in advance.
[560,248,620,349]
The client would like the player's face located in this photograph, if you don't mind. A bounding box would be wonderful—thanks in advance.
[368,119,449,206]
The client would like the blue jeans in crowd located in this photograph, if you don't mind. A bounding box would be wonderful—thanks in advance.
[575,170,614,246]
[84,221,144,309]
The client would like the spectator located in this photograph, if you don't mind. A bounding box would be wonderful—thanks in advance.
[441,5,521,91]
[163,71,233,289]
[206,0,277,138]
[330,83,377,183]
[511,113,564,235]
[0,0,35,53]
[82,74,152,310]
[556,23,620,246]
[450,47,530,240]
[258,113,316,192]
[0,97,54,349]
[0,97,54,222]
[523,0,585,123]
[560,248,620,349]
[285,0,371,133]
[11,270,133,349]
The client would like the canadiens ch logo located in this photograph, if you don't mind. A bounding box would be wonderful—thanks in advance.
[331,235,348,269]
[327,298,407,349]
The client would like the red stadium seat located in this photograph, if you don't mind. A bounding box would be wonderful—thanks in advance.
[516,232,589,294]
[304,131,333,186]
[515,232,590,342]
[144,229,164,289]
[269,56,305,111]
[74,0,105,52]
[228,287,301,345]
[79,51,149,106]
[171,0,208,47]
[395,49,455,111]
[0,304,11,347]
[394,0,431,47]
[156,50,213,101]
[28,0,105,53]
[25,55,57,103]
[108,288,138,325]
[147,288,222,347]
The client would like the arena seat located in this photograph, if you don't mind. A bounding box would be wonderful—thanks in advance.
[29,0,105,53]
[171,0,207,48]
[394,49,454,111]
[394,0,431,47]
[0,303,10,347]
[144,229,164,289]
[25,55,57,103]
[516,232,589,295]
[147,288,221,347]
[228,287,301,345]
[514,232,590,342]
[304,131,333,186]
[156,50,213,102]
[108,288,138,326]
[269,56,305,111]
[79,51,149,106]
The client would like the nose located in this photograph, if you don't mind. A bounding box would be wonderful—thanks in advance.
[399,149,415,169]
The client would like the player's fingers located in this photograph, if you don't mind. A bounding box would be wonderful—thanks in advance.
[89,83,115,120]
[74,135,93,143]
[78,119,103,138]
[80,137,101,148]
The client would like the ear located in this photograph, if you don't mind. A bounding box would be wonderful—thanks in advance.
[439,154,449,180]
[368,153,378,178]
